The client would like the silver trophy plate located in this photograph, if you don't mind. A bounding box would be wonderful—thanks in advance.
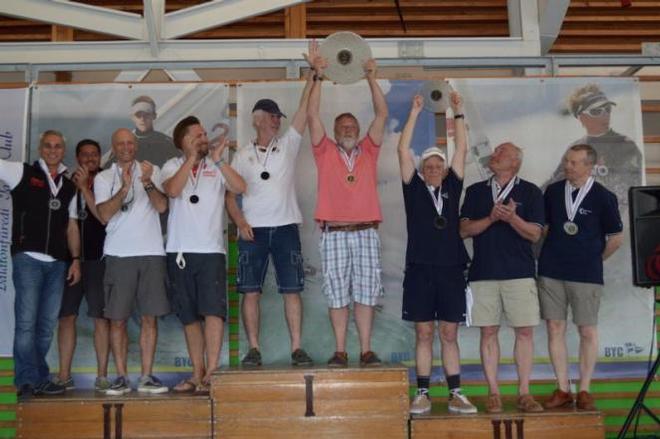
[422,80,452,113]
[320,32,372,85]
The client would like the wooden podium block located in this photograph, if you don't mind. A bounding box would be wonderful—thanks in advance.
[212,366,409,439]
[410,399,605,439]
[17,391,212,439]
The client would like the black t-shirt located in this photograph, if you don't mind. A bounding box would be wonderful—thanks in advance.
[538,179,622,284]
[402,169,469,267]
[76,189,106,261]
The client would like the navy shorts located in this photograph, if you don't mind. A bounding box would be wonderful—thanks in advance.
[167,253,227,325]
[59,259,105,319]
[237,224,304,294]
[402,264,467,323]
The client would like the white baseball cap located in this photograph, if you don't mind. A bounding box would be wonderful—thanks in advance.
[420,147,447,164]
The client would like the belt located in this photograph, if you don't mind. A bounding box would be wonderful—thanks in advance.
[324,222,379,232]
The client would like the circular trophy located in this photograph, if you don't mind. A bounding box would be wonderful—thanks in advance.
[421,80,452,113]
[320,32,373,85]
[563,221,579,235]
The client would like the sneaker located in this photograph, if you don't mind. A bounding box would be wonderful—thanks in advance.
[448,390,478,414]
[544,388,574,409]
[105,376,132,396]
[17,384,33,398]
[137,375,168,394]
[241,347,262,367]
[359,351,382,367]
[32,380,65,396]
[486,394,503,414]
[291,348,314,367]
[409,390,432,415]
[94,377,112,393]
[327,351,348,368]
[53,376,75,390]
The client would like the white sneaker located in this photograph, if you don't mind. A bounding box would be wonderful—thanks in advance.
[137,375,168,394]
[448,390,478,414]
[410,390,432,415]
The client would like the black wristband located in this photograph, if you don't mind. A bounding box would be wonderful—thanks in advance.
[313,74,323,82]
[143,182,155,192]
[454,114,465,119]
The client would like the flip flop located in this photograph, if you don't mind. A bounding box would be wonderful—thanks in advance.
[173,379,198,393]
[194,380,210,395]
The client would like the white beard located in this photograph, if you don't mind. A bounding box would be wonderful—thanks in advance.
[338,137,357,150]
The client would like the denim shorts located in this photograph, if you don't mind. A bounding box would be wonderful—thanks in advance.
[237,224,304,294]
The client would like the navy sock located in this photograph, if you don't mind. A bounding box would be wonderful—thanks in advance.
[417,376,430,392]
[446,374,461,394]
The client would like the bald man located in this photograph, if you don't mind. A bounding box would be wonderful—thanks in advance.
[95,128,170,396]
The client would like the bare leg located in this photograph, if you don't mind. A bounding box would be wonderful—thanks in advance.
[546,320,570,391]
[480,325,501,395]
[203,316,225,382]
[110,319,128,377]
[57,315,77,381]
[514,326,535,395]
[241,292,260,349]
[139,316,158,376]
[283,293,302,351]
[329,306,349,352]
[94,318,110,378]
[415,322,434,377]
[439,321,460,377]
[353,303,374,353]
[183,321,205,383]
[578,325,598,393]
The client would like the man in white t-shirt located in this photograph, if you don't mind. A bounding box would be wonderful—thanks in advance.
[226,74,313,367]
[161,116,245,392]
[95,128,170,396]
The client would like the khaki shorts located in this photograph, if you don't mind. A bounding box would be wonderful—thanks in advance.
[470,278,540,327]
[538,276,602,326]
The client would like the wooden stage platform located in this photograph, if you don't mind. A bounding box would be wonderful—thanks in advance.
[17,366,606,439]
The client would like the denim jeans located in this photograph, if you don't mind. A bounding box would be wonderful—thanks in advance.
[13,252,66,387]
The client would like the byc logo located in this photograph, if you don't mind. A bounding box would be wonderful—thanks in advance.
[604,342,644,358]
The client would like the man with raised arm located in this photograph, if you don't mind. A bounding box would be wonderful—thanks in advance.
[162,116,245,392]
[95,128,170,396]
[460,142,545,413]
[55,139,111,393]
[225,70,314,367]
[1,130,81,396]
[539,144,623,411]
[307,42,388,368]
[398,93,477,414]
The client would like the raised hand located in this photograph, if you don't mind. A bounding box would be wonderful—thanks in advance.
[411,94,424,116]
[364,58,377,80]
[140,160,153,183]
[450,91,463,114]
[210,133,228,163]
[304,39,328,75]
[72,165,90,191]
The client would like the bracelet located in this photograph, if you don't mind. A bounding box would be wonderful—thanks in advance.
[143,182,155,192]
[454,114,465,119]
[313,74,323,82]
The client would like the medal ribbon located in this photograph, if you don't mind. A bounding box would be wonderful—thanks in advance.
[490,177,516,204]
[426,183,444,216]
[253,137,277,173]
[564,176,594,222]
[188,158,205,196]
[112,162,136,208]
[38,158,64,199]
[338,146,360,174]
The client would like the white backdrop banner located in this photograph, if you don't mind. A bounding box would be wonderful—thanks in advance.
[0,86,29,356]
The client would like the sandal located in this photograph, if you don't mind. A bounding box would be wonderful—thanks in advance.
[195,380,210,395]
[173,379,198,393]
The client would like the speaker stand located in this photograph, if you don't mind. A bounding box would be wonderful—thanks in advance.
[616,345,659,438]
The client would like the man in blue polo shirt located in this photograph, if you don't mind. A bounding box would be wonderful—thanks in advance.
[460,142,545,414]
[538,144,623,411]
[398,93,477,415]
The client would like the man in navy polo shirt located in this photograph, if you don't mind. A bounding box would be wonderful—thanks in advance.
[398,93,476,415]
[460,142,545,414]
[539,144,623,411]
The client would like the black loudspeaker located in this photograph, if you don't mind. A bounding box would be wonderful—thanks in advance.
[628,186,660,287]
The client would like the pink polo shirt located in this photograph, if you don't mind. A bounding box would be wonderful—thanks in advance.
[313,134,382,223]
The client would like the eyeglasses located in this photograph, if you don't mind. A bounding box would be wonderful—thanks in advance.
[583,106,611,117]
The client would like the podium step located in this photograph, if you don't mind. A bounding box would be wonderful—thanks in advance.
[411,397,605,439]
[17,391,212,439]
[212,365,409,439]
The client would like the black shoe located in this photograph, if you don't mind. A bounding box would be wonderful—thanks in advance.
[291,348,314,367]
[17,384,33,397]
[241,347,262,366]
[33,380,65,396]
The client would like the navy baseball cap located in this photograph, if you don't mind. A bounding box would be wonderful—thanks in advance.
[252,99,286,118]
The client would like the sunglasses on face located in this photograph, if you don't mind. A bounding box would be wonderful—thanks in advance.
[583,105,612,117]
